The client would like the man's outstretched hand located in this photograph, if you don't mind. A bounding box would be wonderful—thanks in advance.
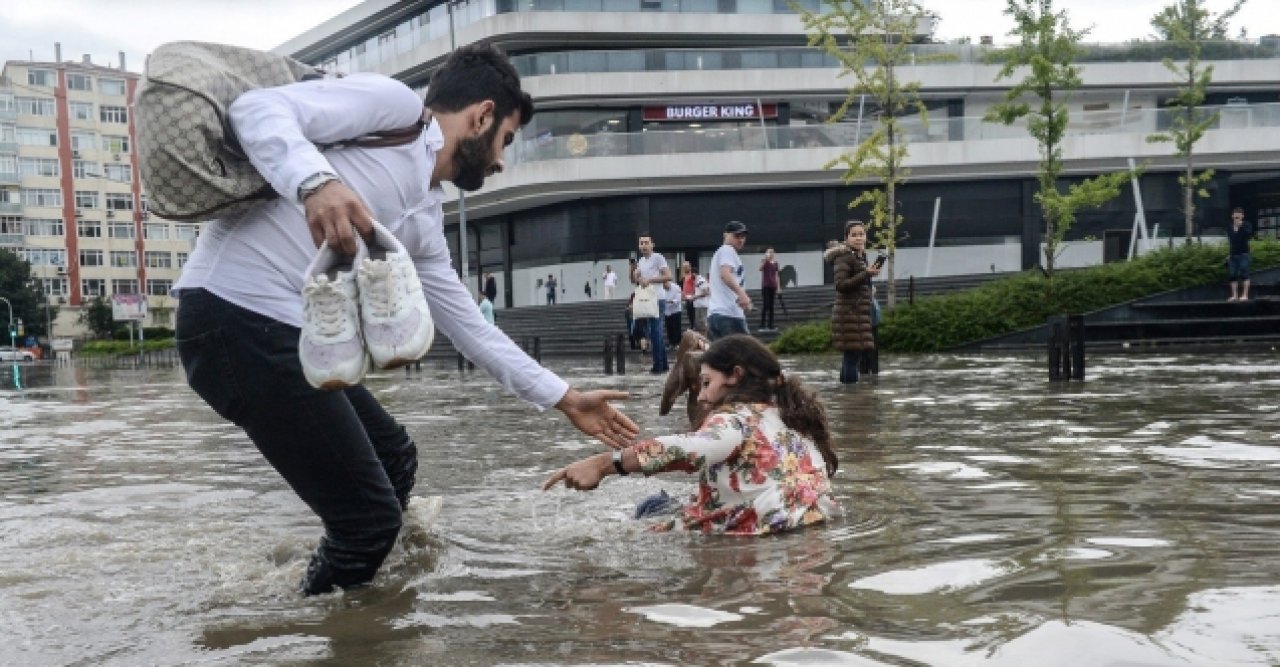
[556,388,638,450]
[304,180,374,255]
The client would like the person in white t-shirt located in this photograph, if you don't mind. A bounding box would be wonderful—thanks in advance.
[602,265,618,299]
[692,272,711,333]
[661,277,683,348]
[707,221,752,341]
[172,44,637,596]
[630,234,671,373]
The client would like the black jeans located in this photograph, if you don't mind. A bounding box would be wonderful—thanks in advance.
[840,350,863,384]
[760,287,777,328]
[176,289,417,595]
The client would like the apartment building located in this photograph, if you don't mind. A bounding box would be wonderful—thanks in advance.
[1,47,192,336]
[273,1,1280,309]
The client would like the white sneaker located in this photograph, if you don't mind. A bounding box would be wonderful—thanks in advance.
[300,239,369,390]
[359,220,434,369]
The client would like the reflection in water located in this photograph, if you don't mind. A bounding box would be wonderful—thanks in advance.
[2,354,1280,664]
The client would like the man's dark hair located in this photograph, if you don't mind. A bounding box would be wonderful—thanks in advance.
[1232,207,1244,214]
[424,43,534,127]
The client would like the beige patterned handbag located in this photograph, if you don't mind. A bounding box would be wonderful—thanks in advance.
[136,41,422,222]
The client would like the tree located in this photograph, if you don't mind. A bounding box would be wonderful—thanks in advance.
[795,0,948,309]
[0,249,56,341]
[985,0,1132,276]
[78,295,116,340]
[1147,0,1247,245]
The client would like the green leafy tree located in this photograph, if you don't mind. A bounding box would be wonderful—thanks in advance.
[78,295,116,340]
[1147,0,1247,244]
[0,249,56,341]
[795,0,948,309]
[985,0,1132,276]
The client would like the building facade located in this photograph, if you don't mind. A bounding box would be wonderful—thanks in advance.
[1,48,192,337]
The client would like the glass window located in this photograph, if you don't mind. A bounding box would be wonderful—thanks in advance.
[99,79,127,96]
[146,279,173,296]
[0,155,13,175]
[75,191,98,209]
[109,221,134,239]
[25,218,64,236]
[73,160,98,179]
[80,249,104,266]
[82,279,106,297]
[100,105,128,124]
[144,222,170,240]
[110,250,136,267]
[42,278,68,296]
[105,193,133,211]
[176,252,190,267]
[21,248,66,267]
[67,73,93,91]
[18,158,59,177]
[111,279,139,295]
[0,123,14,143]
[104,164,131,182]
[70,101,94,121]
[16,128,57,146]
[0,93,13,112]
[175,225,198,241]
[144,251,172,268]
[78,220,102,238]
[16,97,56,116]
[27,69,55,86]
[21,188,62,207]
[70,131,96,151]
[101,135,130,153]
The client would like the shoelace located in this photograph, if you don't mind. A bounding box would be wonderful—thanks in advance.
[304,278,351,338]
[361,261,400,318]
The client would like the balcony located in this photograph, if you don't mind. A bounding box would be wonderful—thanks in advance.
[0,169,18,185]
[0,201,21,215]
[0,232,23,247]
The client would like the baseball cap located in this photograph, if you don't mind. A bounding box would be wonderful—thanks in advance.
[724,221,748,234]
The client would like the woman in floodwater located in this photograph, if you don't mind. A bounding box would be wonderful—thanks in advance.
[543,335,838,535]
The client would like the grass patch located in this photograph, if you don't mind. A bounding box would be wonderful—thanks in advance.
[771,240,1280,355]
[79,339,177,356]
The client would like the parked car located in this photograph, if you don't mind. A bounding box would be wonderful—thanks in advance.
[0,346,36,362]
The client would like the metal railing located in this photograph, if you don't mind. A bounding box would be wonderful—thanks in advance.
[509,102,1280,165]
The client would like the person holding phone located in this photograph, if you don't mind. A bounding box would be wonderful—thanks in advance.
[825,220,879,384]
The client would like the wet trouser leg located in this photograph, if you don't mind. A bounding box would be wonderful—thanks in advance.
[840,350,862,384]
[175,288,413,596]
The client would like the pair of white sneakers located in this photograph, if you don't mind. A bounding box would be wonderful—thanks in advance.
[300,220,435,390]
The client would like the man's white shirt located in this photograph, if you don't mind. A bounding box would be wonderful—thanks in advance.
[635,253,668,283]
[709,244,745,319]
[174,73,567,409]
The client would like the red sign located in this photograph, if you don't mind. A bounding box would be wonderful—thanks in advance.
[644,103,778,122]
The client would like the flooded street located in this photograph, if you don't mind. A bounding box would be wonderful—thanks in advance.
[2,352,1280,666]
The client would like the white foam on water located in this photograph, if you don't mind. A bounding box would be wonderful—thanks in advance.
[1086,537,1172,548]
[624,603,743,628]
[751,647,891,666]
[888,462,990,479]
[964,481,1028,490]
[849,558,1016,595]
[966,455,1030,464]
[1033,547,1113,562]
[929,533,1010,545]
[1147,434,1280,469]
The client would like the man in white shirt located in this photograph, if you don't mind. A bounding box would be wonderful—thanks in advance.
[630,234,671,373]
[692,272,711,333]
[173,44,637,596]
[602,265,617,299]
[661,277,683,348]
[707,221,752,341]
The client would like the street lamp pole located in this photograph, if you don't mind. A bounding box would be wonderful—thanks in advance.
[0,296,13,347]
[447,0,471,291]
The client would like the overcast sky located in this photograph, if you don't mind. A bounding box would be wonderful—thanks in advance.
[1,0,1276,73]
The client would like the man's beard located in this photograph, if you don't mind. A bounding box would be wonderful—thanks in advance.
[452,124,500,192]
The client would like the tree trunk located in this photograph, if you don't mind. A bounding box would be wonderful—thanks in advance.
[886,179,896,310]
[1184,151,1195,245]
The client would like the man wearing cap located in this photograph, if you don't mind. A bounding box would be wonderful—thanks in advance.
[707,221,753,341]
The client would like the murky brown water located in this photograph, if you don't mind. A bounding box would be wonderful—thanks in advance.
[2,352,1279,666]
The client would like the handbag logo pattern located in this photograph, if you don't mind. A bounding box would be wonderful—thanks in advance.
[136,41,321,222]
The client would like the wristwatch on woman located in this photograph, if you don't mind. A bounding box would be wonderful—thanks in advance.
[612,449,629,476]
[298,171,340,204]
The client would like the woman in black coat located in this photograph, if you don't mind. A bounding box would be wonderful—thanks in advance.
[826,221,880,383]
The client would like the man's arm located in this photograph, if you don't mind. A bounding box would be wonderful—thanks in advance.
[720,264,751,309]
[228,74,424,253]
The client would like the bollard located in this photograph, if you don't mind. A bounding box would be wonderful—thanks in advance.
[604,335,614,375]
[533,336,541,363]
[1047,315,1064,381]
[908,276,915,306]
[615,333,626,374]
[1069,314,1086,380]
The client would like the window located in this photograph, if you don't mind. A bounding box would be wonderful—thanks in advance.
[69,101,94,121]
[0,189,18,204]
[78,220,102,238]
[67,73,93,91]
[18,157,60,177]
[75,191,98,209]
[146,279,172,296]
[79,249,104,266]
[175,225,198,241]
[21,248,66,267]
[144,250,172,268]
[0,123,14,143]
[101,135,130,153]
[82,278,106,297]
[16,97,56,117]
[70,130,96,151]
[27,69,55,86]
[99,105,128,124]
[73,160,98,179]
[21,188,62,207]
[111,279,138,294]
[0,155,15,175]
[99,79,126,96]
[105,193,133,211]
[0,217,21,234]
[42,278,68,297]
[0,93,13,112]
[17,127,57,147]
[110,250,136,267]
[143,223,170,240]
[176,252,189,268]
[104,164,131,182]
[25,218,64,236]
[109,221,134,239]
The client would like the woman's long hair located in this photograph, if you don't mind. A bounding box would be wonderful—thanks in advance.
[700,335,837,475]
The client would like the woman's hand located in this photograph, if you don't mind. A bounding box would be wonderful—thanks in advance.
[543,454,611,491]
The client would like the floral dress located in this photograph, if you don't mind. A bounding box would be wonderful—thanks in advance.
[633,402,837,535]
